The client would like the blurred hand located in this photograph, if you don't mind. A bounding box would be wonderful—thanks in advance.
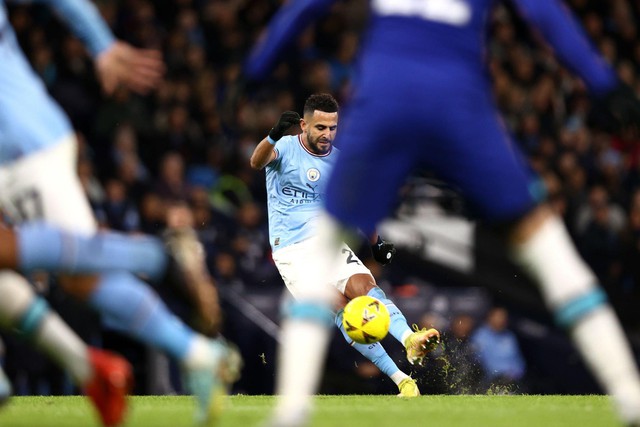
[95,41,165,96]
[591,83,640,133]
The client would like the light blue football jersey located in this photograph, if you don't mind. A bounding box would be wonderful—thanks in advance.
[265,134,338,251]
[0,0,114,165]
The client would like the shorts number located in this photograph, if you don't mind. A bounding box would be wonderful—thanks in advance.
[342,248,361,265]
[10,188,44,221]
[373,0,471,26]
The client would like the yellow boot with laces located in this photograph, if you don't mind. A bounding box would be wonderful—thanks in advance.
[404,325,441,366]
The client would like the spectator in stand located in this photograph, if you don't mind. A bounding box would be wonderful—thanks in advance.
[575,185,626,236]
[575,187,624,285]
[230,201,272,283]
[154,151,190,202]
[95,179,140,232]
[471,307,526,394]
[618,189,640,329]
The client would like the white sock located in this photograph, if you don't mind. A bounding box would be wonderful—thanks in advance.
[572,308,640,422]
[0,271,91,385]
[513,216,596,304]
[35,313,91,384]
[390,371,410,385]
[514,216,640,422]
[400,330,412,345]
[271,213,343,425]
[273,319,332,425]
[182,335,216,370]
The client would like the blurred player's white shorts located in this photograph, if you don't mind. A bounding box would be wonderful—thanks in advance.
[0,134,97,234]
[272,236,372,299]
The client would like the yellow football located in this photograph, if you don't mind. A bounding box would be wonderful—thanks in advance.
[342,295,390,344]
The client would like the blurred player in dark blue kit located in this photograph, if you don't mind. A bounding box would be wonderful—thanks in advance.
[247,1,640,426]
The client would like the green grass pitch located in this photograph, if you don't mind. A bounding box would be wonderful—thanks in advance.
[0,394,623,427]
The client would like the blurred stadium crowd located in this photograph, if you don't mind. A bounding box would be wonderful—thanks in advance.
[2,0,640,397]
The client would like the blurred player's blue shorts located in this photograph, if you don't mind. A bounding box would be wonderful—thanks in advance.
[325,53,544,234]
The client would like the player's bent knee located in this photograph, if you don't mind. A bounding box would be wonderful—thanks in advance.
[344,274,377,300]
[334,292,348,310]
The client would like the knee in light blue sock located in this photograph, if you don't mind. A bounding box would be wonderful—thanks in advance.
[367,287,411,344]
[335,309,401,379]
[18,222,167,279]
[89,272,194,361]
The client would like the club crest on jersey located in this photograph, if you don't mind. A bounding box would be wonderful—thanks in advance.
[306,168,320,182]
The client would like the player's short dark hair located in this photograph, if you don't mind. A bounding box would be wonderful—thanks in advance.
[303,93,339,116]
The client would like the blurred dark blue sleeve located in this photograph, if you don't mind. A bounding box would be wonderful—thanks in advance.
[512,0,617,96]
[245,0,336,81]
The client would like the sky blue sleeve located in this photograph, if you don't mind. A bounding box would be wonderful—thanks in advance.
[270,146,283,168]
[512,0,617,96]
[272,136,291,165]
[245,0,336,80]
[9,0,115,57]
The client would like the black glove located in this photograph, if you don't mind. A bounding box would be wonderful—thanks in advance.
[371,236,396,266]
[269,111,301,142]
[589,83,640,132]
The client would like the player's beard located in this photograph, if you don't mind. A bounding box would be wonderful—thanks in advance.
[308,134,331,155]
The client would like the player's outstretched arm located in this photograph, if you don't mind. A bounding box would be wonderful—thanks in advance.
[250,111,300,170]
[513,0,640,130]
[245,0,336,80]
[16,0,165,95]
[512,0,617,96]
[514,0,640,130]
[250,137,278,170]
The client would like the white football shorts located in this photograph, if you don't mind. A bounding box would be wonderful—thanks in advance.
[271,236,373,300]
[0,134,97,234]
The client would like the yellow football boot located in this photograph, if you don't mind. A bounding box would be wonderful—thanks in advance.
[404,326,441,365]
[397,377,420,397]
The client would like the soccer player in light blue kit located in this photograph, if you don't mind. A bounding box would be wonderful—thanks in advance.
[0,1,238,424]
[0,219,231,425]
[0,267,134,427]
[247,1,640,426]
[250,93,439,400]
